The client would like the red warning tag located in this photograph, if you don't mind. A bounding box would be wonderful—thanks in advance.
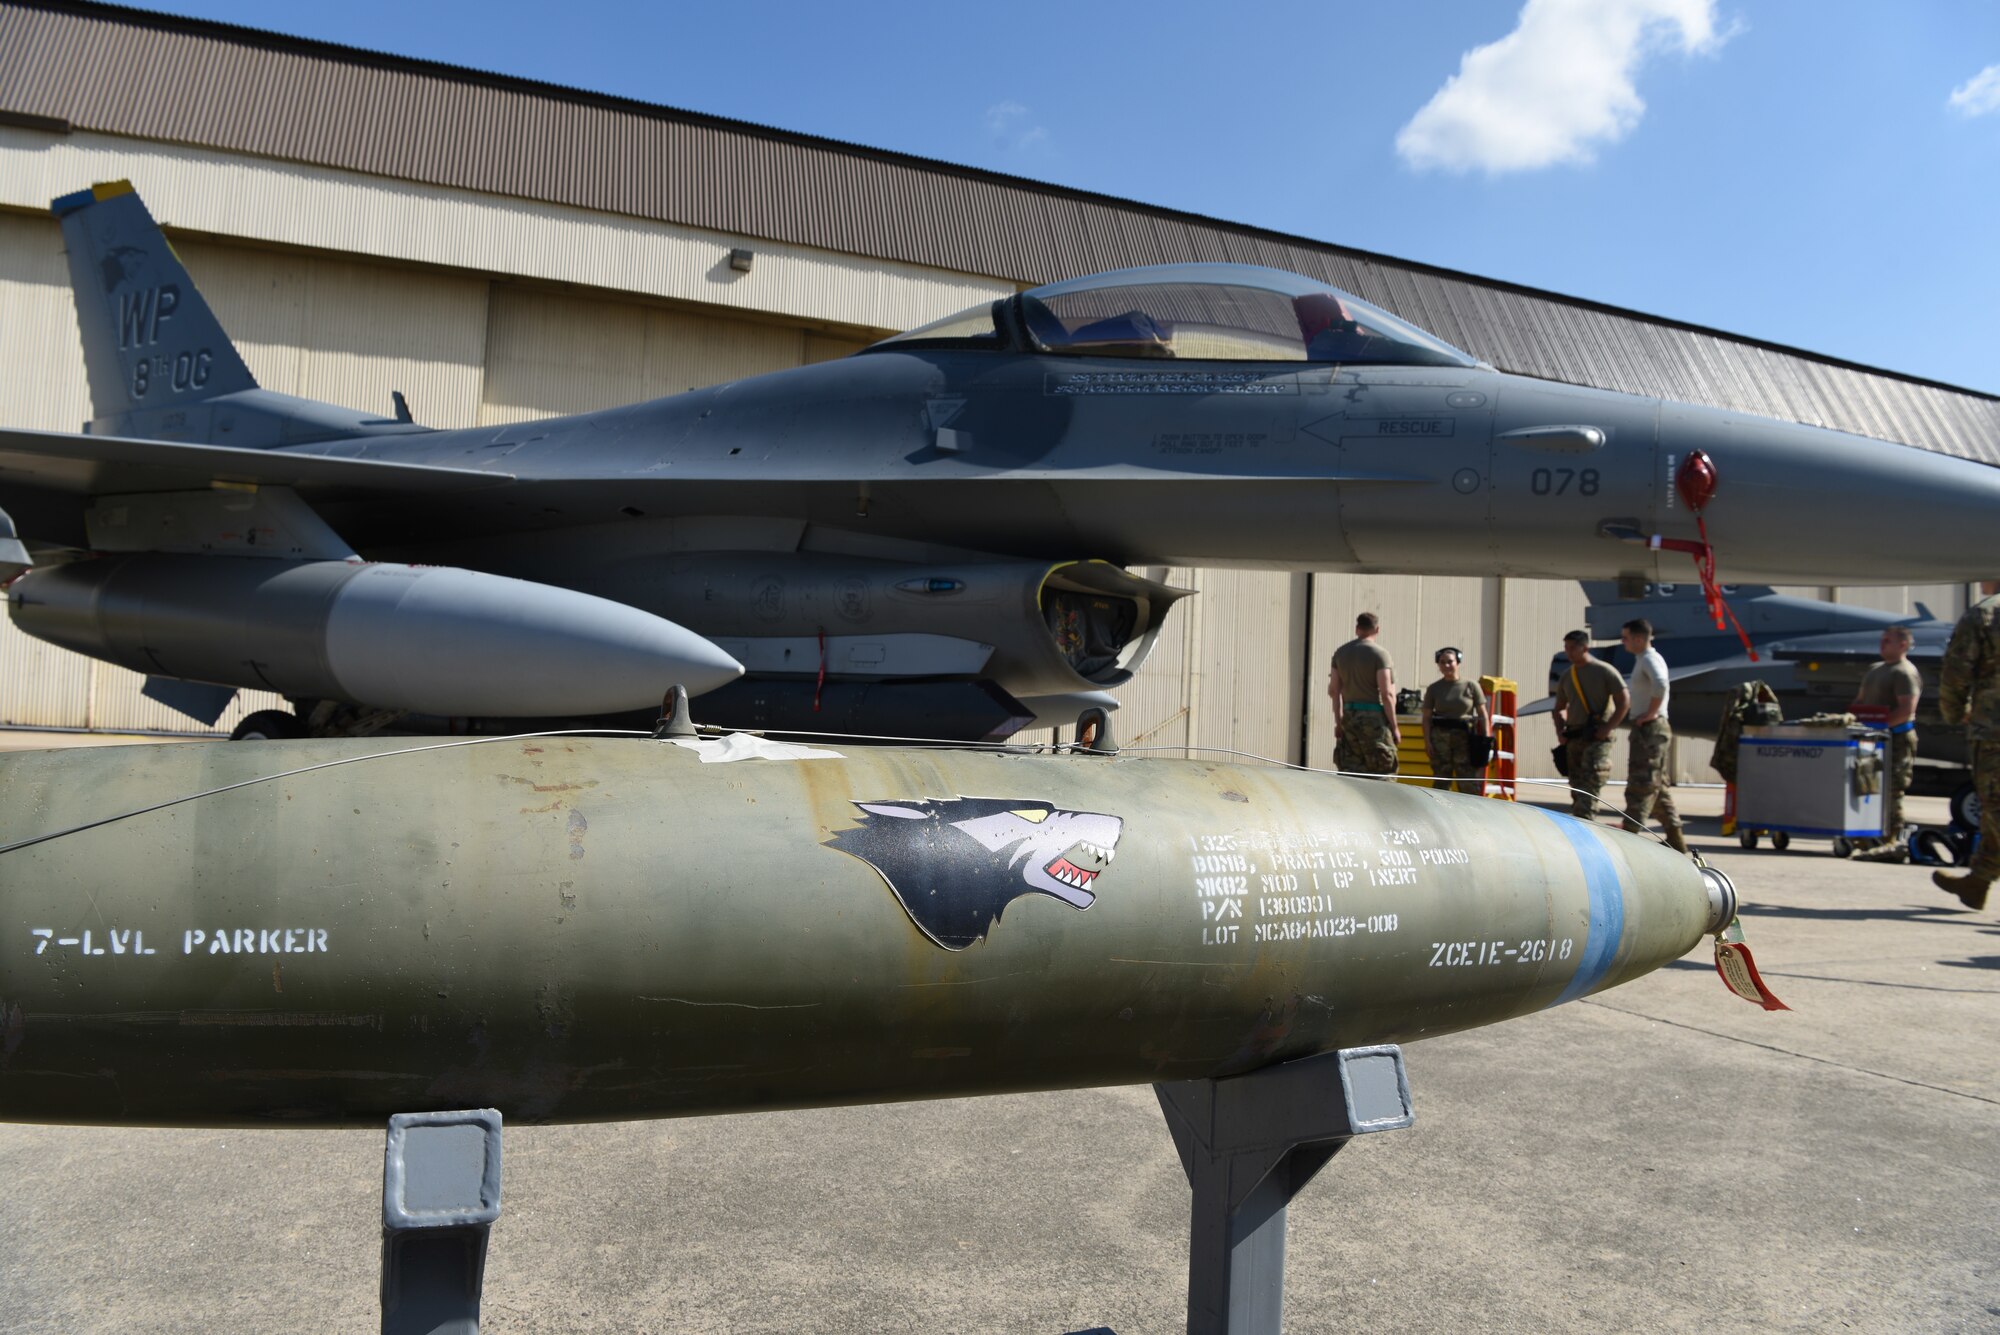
[1714,925,1789,1011]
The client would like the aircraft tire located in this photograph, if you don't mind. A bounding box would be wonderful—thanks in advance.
[1950,782,1979,834]
[230,710,305,742]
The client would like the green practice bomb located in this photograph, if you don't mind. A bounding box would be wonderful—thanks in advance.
[0,736,1731,1127]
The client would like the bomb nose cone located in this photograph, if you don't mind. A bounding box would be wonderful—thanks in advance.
[1523,808,1716,1008]
[1661,407,2000,584]
[1698,864,1738,934]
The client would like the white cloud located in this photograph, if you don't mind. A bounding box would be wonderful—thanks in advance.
[1396,0,1730,174]
[1948,64,2000,117]
[984,101,1049,152]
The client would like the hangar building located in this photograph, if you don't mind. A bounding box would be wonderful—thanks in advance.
[2,0,1991,782]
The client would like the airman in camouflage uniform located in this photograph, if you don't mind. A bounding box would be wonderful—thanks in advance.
[1551,630,1629,820]
[1330,612,1399,776]
[1934,580,2000,910]
[1619,617,1688,853]
[1423,647,1490,796]
[1848,625,1922,862]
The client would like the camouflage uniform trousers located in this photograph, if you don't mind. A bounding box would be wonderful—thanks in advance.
[1971,741,2000,883]
[1336,711,1400,777]
[1872,727,1918,844]
[1622,718,1683,838]
[1938,593,2000,883]
[1563,731,1614,818]
[1427,723,1484,796]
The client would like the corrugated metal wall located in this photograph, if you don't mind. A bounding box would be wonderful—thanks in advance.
[0,127,1017,341]
[174,237,492,429]
[0,210,89,432]
[1080,569,1307,768]
[477,286,868,424]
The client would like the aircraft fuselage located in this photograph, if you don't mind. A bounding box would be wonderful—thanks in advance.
[286,351,1998,591]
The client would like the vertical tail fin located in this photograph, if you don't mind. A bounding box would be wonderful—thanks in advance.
[52,182,258,429]
[49,182,424,445]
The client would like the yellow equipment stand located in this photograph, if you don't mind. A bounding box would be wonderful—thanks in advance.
[1483,675,1519,801]
[1392,718,1434,790]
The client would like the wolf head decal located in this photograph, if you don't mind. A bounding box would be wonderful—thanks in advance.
[827,796,1125,950]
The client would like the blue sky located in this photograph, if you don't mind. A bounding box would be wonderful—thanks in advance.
[142,1,2000,393]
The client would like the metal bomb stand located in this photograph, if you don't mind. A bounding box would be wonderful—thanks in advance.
[1157,1045,1415,1333]
[381,1110,503,1335]
[377,1045,1413,1334]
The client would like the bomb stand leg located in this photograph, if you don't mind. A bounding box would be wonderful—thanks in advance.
[1155,1046,1413,1335]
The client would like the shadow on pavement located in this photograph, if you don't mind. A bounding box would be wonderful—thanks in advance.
[1661,950,2000,992]
[1738,902,1985,924]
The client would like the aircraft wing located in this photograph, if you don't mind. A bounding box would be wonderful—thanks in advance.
[1663,655,1764,687]
[0,427,514,497]
[1765,628,1952,663]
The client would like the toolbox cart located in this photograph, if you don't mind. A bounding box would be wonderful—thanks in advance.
[1734,723,1887,856]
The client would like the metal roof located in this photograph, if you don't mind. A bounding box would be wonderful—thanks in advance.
[2,0,1995,464]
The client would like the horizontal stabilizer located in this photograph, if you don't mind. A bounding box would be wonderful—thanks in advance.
[1665,656,1761,686]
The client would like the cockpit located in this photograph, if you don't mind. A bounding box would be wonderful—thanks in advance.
[871,263,1477,368]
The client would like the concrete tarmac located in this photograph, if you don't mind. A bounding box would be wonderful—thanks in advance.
[1,733,1994,1333]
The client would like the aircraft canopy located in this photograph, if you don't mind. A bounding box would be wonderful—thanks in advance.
[876,263,1477,367]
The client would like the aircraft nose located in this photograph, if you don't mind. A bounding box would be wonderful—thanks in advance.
[1659,408,2000,585]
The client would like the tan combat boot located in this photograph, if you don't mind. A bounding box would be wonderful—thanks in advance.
[1664,823,1689,854]
[1932,870,1992,911]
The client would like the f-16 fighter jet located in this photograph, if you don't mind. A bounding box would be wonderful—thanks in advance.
[4,182,1997,741]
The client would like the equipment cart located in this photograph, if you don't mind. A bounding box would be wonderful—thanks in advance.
[1734,723,1886,855]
